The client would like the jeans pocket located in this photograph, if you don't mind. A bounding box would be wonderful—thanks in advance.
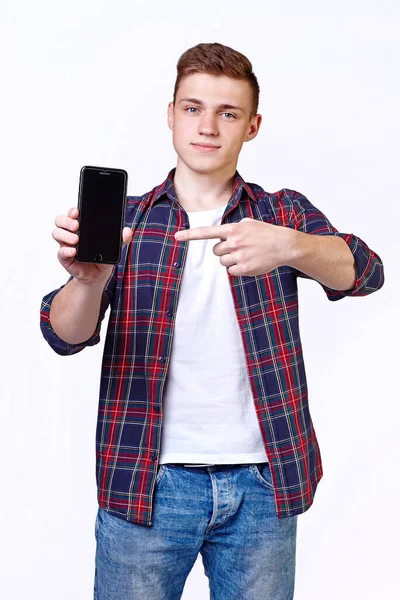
[95,508,100,539]
[250,463,274,490]
[155,464,167,485]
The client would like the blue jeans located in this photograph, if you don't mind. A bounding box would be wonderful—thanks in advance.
[94,463,297,599]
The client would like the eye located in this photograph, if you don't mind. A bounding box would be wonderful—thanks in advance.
[184,107,236,119]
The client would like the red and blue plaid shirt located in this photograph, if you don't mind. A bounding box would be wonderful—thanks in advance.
[40,167,384,526]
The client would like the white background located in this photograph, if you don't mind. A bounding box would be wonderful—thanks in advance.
[1,0,398,598]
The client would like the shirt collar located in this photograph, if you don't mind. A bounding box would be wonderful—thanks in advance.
[149,167,257,208]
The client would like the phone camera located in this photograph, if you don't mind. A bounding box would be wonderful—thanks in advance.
[94,254,103,262]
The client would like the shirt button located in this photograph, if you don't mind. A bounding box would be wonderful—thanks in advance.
[150,454,157,461]
[166,310,173,317]
[173,262,180,268]
[158,356,165,363]
[184,223,190,229]
[154,405,160,412]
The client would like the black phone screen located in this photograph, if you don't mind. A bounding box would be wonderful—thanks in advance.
[76,166,127,264]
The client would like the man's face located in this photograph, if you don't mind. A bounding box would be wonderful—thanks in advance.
[168,73,261,176]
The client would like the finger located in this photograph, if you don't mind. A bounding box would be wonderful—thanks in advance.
[212,240,229,257]
[219,253,237,268]
[227,264,242,276]
[52,227,79,246]
[122,227,133,248]
[55,214,79,232]
[175,224,228,242]
[58,246,77,261]
[68,207,79,219]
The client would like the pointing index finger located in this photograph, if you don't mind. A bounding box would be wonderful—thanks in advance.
[175,224,228,241]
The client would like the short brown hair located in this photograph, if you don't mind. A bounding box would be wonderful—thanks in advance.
[173,42,260,118]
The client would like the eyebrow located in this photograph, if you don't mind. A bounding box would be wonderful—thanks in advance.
[178,97,244,112]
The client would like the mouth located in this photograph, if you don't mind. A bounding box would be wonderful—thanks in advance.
[191,143,220,152]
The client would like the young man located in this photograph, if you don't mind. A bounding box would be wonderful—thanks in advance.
[40,42,384,600]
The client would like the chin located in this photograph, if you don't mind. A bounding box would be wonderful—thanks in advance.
[187,163,221,175]
[178,153,224,175]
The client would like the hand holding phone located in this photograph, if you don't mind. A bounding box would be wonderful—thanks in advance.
[52,206,133,285]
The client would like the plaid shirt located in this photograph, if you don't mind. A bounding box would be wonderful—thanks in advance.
[40,167,384,526]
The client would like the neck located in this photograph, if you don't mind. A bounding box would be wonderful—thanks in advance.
[172,160,236,212]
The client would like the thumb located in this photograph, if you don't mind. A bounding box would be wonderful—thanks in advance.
[122,226,133,249]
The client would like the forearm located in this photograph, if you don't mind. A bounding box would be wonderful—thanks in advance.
[49,275,110,344]
[287,230,357,291]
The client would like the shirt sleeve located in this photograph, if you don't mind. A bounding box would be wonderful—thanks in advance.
[285,189,385,301]
[39,268,117,355]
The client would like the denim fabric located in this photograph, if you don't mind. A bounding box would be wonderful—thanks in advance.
[94,463,297,599]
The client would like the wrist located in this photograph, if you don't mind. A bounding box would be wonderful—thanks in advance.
[282,228,308,268]
[72,270,113,291]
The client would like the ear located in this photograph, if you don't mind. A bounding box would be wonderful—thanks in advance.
[167,102,174,131]
[244,114,262,142]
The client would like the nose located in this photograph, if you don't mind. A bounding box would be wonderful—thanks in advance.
[197,110,218,137]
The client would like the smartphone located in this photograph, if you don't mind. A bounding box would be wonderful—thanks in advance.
[76,165,128,264]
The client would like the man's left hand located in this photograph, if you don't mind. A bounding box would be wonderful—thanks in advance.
[174,218,298,276]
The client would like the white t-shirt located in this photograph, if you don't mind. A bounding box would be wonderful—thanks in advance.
[159,205,268,466]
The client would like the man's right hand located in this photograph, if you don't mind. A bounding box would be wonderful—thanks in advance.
[52,207,133,284]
